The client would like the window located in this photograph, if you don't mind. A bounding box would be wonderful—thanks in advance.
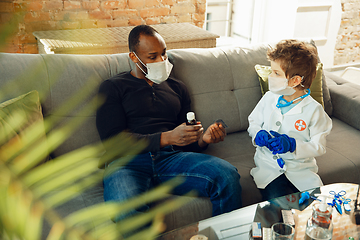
[204,0,233,37]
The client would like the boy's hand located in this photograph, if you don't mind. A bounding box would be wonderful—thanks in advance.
[268,130,296,154]
[254,130,272,147]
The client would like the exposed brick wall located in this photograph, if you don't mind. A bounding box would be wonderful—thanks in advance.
[334,0,360,65]
[0,0,206,54]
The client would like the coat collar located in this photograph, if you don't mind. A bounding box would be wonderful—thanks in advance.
[267,91,314,115]
[283,95,313,115]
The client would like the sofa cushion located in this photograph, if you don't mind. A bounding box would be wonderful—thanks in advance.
[168,48,242,134]
[324,70,360,131]
[316,118,360,184]
[168,45,271,134]
[0,90,49,165]
[309,39,333,116]
[221,45,273,133]
[0,53,51,115]
[254,63,325,107]
[41,54,114,157]
[321,72,333,116]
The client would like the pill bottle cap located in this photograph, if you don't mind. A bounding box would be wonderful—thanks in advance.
[187,112,195,121]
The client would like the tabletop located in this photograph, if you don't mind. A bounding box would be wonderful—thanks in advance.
[158,183,360,240]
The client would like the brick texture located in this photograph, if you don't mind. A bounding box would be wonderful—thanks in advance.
[0,2,14,13]
[334,0,360,65]
[0,0,206,53]
[140,7,170,18]
[64,1,82,10]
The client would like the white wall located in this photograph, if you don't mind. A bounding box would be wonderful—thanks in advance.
[231,0,342,69]
[231,0,254,45]
[252,0,298,44]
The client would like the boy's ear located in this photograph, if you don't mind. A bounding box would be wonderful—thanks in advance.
[293,75,303,85]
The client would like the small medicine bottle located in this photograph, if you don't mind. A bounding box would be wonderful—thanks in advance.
[186,112,197,125]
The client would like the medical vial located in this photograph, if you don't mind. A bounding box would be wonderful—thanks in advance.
[186,112,197,125]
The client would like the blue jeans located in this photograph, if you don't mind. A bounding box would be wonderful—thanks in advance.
[103,146,242,221]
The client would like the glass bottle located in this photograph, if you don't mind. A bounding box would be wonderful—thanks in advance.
[305,202,333,240]
[186,112,197,125]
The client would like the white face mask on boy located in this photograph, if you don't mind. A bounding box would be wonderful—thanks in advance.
[133,52,173,84]
[268,76,296,96]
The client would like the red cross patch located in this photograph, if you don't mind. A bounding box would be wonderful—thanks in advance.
[286,194,296,203]
[295,119,306,131]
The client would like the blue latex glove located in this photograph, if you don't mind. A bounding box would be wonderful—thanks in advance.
[254,130,272,147]
[268,130,296,154]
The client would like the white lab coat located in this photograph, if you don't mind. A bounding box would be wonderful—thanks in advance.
[248,91,332,191]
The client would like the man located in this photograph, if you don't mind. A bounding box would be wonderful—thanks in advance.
[96,25,242,222]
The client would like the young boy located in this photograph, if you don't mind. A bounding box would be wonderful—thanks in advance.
[248,39,332,201]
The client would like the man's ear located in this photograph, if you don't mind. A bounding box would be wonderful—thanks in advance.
[129,52,138,63]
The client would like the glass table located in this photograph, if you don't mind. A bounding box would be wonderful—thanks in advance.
[157,183,360,240]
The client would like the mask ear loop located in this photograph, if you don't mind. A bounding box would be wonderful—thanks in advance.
[133,52,148,75]
[292,75,305,88]
[300,76,305,88]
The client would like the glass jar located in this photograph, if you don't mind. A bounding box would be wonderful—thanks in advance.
[305,203,333,240]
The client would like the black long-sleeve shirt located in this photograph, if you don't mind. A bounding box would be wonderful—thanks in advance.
[96,71,204,153]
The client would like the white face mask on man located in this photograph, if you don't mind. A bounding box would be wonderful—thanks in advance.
[133,52,173,84]
[268,76,296,96]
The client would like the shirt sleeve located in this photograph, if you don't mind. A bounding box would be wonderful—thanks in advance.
[96,79,162,153]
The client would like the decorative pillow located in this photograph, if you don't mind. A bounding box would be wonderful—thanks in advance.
[254,63,324,107]
[0,90,49,166]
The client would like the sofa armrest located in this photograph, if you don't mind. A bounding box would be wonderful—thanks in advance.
[324,70,360,130]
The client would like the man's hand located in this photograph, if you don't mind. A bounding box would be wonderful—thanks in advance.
[161,123,204,147]
[199,122,226,147]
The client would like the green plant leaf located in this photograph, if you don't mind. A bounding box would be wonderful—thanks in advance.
[0,13,190,240]
[64,177,185,227]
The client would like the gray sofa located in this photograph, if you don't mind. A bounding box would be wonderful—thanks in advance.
[1,42,360,237]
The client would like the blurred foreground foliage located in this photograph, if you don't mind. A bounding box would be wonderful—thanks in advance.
[0,13,193,240]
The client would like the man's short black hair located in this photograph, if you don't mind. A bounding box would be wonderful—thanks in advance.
[128,25,158,52]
